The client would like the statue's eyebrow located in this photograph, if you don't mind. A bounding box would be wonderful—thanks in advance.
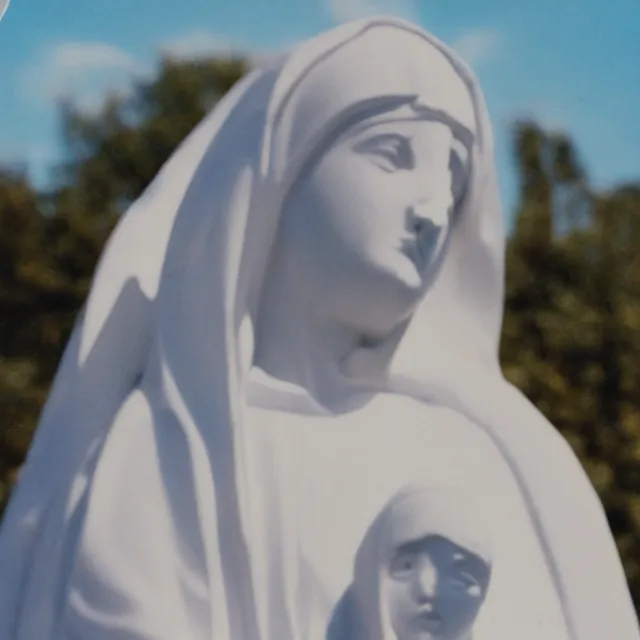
[410,99,474,142]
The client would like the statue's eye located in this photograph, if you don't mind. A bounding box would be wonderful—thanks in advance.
[450,571,482,596]
[354,134,414,172]
[450,554,484,596]
[389,551,417,579]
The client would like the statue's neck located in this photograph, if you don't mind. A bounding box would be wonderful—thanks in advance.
[253,271,384,412]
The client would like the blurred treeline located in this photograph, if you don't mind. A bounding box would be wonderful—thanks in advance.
[1,56,640,609]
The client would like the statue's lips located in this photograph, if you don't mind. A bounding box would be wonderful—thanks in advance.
[400,222,445,272]
[415,607,444,634]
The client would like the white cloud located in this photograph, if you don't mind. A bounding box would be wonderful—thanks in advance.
[21,30,297,114]
[158,29,296,67]
[49,42,139,77]
[503,101,577,136]
[159,31,241,61]
[22,41,149,111]
[451,28,502,67]
[327,0,419,24]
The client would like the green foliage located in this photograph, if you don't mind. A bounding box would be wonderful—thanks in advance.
[503,121,640,605]
[1,56,640,610]
[0,170,52,510]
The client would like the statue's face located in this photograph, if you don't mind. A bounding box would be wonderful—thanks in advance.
[384,535,491,640]
[278,113,471,337]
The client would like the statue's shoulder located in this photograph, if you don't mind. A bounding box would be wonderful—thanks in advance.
[365,390,480,431]
[353,391,498,466]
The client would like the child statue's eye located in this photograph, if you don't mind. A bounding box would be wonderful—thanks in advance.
[390,552,417,579]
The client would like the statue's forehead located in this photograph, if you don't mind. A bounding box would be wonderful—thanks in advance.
[273,25,476,180]
[341,27,476,131]
[412,93,475,138]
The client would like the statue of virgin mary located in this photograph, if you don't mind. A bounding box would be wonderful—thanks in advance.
[0,16,637,640]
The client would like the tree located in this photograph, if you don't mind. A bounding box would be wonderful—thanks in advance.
[0,169,53,509]
[501,121,640,605]
[59,56,249,211]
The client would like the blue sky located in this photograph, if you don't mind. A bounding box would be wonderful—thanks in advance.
[1,0,639,222]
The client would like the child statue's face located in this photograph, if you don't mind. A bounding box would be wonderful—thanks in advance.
[384,534,491,640]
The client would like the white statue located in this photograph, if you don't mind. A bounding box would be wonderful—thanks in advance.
[0,16,637,640]
[327,484,492,640]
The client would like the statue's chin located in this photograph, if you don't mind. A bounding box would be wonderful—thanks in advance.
[353,263,424,339]
[380,255,426,307]
[392,260,425,294]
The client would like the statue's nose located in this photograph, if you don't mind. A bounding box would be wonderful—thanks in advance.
[411,199,449,229]
[414,561,438,600]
